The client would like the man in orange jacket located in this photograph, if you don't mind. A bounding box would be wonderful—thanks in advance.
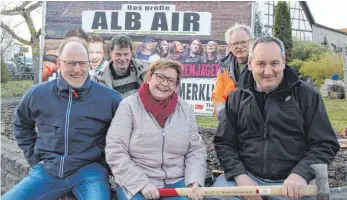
[212,23,254,120]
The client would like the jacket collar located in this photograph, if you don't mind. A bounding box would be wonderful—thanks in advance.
[239,65,300,92]
[220,52,235,68]
[56,73,91,93]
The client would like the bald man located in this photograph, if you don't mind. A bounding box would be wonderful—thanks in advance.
[3,39,123,200]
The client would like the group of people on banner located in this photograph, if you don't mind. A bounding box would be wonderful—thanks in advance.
[4,22,341,200]
[136,37,223,64]
[42,28,225,83]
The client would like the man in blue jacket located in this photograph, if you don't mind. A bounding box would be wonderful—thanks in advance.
[3,39,123,200]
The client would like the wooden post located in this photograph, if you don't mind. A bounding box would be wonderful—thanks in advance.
[343,45,347,99]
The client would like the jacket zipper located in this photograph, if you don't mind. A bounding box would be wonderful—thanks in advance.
[59,88,72,178]
[261,95,275,177]
[161,129,167,185]
[245,89,275,178]
[147,112,171,185]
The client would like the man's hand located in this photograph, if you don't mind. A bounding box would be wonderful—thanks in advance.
[187,183,203,200]
[217,108,225,121]
[141,183,160,199]
[282,173,307,199]
[234,174,263,200]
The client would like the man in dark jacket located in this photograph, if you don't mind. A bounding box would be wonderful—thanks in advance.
[3,39,123,200]
[213,36,340,200]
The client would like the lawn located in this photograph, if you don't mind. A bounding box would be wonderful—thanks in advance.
[0,80,34,99]
[197,98,347,132]
[1,80,346,132]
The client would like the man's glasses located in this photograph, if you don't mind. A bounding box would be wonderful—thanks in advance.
[153,73,177,86]
[59,59,89,68]
[230,39,252,48]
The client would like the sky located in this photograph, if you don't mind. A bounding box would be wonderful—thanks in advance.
[1,0,346,43]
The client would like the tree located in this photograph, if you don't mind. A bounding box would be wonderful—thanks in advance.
[273,1,293,61]
[254,3,265,38]
[1,1,41,84]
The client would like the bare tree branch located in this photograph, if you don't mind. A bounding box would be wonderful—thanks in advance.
[12,21,25,29]
[1,31,7,42]
[21,11,37,37]
[0,1,31,16]
[25,2,41,13]
[1,21,31,45]
[1,37,14,55]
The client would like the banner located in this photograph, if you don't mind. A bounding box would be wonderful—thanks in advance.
[82,10,212,35]
[179,78,216,115]
[45,2,222,116]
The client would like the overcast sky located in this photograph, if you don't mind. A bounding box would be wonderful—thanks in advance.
[306,0,346,29]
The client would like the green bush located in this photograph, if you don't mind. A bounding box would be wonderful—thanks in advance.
[299,53,344,86]
[291,40,330,61]
[288,59,304,75]
[1,59,10,83]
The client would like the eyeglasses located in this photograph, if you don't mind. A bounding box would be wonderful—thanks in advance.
[153,73,177,86]
[59,59,89,68]
[230,39,252,48]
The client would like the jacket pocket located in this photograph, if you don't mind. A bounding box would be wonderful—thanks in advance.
[237,101,262,138]
[71,121,106,153]
[273,102,305,137]
[37,120,63,150]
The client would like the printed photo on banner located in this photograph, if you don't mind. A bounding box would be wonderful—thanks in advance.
[43,2,233,116]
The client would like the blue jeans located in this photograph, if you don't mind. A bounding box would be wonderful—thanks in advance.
[209,173,316,200]
[115,179,189,200]
[2,162,111,200]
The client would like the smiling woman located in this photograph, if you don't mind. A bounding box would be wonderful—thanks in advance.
[105,59,207,200]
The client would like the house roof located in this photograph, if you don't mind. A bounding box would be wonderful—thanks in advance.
[299,1,347,36]
[299,1,315,26]
[338,28,347,33]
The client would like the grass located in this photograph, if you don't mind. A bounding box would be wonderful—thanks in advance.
[1,80,346,132]
[197,98,347,132]
[0,80,34,99]
[323,98,347,132]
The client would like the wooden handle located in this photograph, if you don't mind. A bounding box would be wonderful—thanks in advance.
[159,185,317,196]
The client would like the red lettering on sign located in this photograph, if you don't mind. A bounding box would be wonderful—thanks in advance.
[195,104,203,110]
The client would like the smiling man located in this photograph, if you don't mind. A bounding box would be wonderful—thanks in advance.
[212,36,340,200]
[88,33,108,76]
[92,35,149,98]
[3,39,123,200]
[212,23,253,121]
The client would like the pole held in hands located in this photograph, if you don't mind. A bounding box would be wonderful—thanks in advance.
[158,185,318,197]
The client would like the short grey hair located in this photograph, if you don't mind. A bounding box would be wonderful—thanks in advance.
[248,36,285,60]
[225,23,254,44]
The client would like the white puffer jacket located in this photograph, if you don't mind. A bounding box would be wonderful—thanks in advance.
[106,93,207,197]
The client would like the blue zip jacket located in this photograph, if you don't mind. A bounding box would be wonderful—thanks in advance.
[12,75,122,178]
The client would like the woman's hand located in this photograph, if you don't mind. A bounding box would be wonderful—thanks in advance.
[141,183,160,199]
[187,183,203,200]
